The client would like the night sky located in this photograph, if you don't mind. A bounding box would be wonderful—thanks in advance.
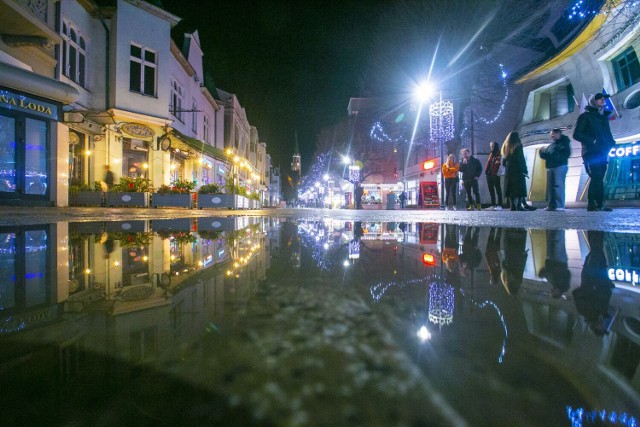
[159,0,599,175]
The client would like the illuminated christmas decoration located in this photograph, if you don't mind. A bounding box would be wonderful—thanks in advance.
[348,240,360,259]
[567,0,599,19]
[566,406,638,427]
[460,289,508,363]
[370,121,402,144]
[348,164,361,183]
[429,100,455,146]
[428,281,455,326]
[475,64,509,126]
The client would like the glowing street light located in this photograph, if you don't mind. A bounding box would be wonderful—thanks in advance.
[415,81,436,103]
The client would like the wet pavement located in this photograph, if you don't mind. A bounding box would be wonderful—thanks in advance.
[1,209,639,426]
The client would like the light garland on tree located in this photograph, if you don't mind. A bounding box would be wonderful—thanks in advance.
[460,289,508,364]
[370,275,436,303]
[429,101,455,146]
[370,121,402,144]
[476,64,509,125]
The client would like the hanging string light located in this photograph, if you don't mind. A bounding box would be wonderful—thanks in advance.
[475,64,509,126]
[429,100,455,147]
[428,281,455,326]
[566,406,638,426]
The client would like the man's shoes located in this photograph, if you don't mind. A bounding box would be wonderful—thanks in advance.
[587,205,598,211]
[484,206,495,211]
[452,206,457,211]
[516,205,526,211]
[600,206,613,211]
[555,208,565,212]
[467,205,473,211]
[476,203,482,210]
[494,206,503,211]
[523,203,537,211]
[544,207,556,211]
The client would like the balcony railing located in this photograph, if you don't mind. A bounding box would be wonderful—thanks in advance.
[16,0,48,23]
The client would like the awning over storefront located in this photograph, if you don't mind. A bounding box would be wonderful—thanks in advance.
[0,62,79,105]
[169,128,226,161]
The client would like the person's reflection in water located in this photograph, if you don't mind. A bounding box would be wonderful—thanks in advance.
[442,224,461,288]
[573,230,615,337]
[501,228,528,296]
[485,227,502,286]
[538,229,571,298]
[99,232,115,260]
[459,226,481,279]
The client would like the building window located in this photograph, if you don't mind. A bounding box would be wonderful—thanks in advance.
[523,79,574,123]
[566,84,575,114]
[130,44,157,96]
[170,79,184,122]
[191,100,198,133]
[613,47,640,92]
[203,115,210,143]
[61,21,86,87]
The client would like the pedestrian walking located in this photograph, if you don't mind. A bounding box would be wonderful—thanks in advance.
[501,132,535,211]
[573,93,616,211]
[458,148,482,210]
[484,141,504,210]
[103,164,115,190]
[441,154,460,210]
[539,128,571,211]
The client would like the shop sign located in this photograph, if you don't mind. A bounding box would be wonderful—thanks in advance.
[608,268,639,284]
[0,89,59,120]
[121,123,154,140]
[609,143,640,158]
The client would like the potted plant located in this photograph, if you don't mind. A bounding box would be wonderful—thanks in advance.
[106,176,150,207]
[152,179,195,208]
[69,181,103,206]
[196,183,238,209]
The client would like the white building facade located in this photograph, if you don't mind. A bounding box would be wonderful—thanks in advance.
[517,4,640,203]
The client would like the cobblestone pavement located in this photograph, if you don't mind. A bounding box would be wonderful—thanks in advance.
[1,205,638,233]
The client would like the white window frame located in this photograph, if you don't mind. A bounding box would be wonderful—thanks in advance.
[191,100,198,133]
[130,43,157,97]
[61,20,87,87]
[203,114,210,143]
[170,79,184,122]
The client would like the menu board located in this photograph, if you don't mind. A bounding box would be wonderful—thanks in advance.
[420,181,440,208]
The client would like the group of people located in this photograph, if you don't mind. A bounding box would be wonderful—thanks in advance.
[441,91,616,212]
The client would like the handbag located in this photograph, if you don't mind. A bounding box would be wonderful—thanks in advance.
[497,165,506,176]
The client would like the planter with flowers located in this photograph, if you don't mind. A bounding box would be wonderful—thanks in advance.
[106,177,150,207]
[69,181,103,206]
[151,180,195,208]
[197,183,237,209]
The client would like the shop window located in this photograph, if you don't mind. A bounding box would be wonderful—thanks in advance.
[24,118,48,195]
[123,139,148,179]
[61,21,86,87]
[69,132,85,186]
[0,115,16,193]
[170,79,184,122]
[130,44,157,97]
[612,47,640,92]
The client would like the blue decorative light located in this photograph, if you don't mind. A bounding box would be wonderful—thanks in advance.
[429,100,455,145]
[567,406,638,427]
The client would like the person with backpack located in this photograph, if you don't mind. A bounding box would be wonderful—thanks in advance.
[484,141,504,210]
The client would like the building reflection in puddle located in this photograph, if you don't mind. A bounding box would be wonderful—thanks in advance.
[1,218,640,424]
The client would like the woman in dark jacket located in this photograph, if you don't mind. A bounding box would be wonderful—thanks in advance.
[484,141,504,210]
[501,132,534,211]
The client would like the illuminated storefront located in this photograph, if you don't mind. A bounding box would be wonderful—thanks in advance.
[0,88,61,204]
[605,142,640,201]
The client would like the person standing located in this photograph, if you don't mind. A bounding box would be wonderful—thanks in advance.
[484,141,504,210]
[538,128,571,211]
[442,154,460,210]
[501,132,535,211]
[459,148,482,210]
[573,93,616,211]
[399,191,407,209]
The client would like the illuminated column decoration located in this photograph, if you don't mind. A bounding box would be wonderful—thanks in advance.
[429,101,455,146]
[348,240,360,260]
[428,281,454,326]
[348,164,361,183]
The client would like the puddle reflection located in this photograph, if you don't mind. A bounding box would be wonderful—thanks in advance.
[1,218,640,425]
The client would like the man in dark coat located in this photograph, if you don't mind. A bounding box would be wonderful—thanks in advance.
[459,148,483,210]
[573,93,616,211]
[539,128,571,211]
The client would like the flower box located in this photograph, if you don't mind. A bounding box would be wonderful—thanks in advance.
[70,191,103,206]
[151,193,193,209]
[198,194,243,209]
[106,192,149,207]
